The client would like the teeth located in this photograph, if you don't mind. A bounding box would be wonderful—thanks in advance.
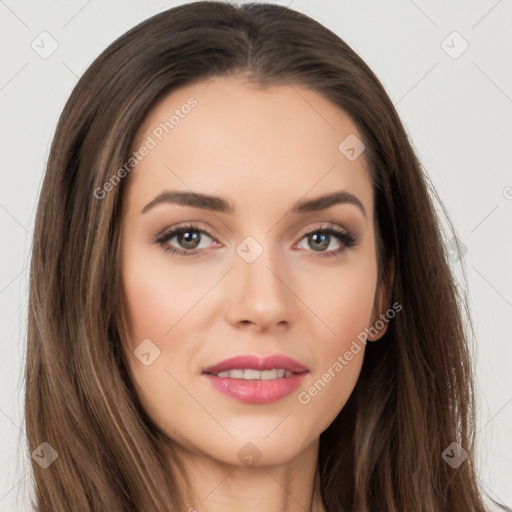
[216,369,294,379]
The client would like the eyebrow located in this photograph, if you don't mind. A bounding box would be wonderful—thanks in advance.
[141,190,366,218]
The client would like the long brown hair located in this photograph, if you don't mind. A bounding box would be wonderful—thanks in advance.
[23,1,507,510]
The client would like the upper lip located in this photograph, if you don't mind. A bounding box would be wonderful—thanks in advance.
[202,354,309,375]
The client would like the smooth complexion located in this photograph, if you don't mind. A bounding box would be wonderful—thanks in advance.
[120,76,389,512]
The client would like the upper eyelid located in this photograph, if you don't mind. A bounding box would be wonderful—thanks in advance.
[157,223,215,241]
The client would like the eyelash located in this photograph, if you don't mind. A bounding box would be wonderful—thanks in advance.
[154,222,358,259]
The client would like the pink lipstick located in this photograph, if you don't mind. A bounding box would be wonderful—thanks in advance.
[202,354,309,404]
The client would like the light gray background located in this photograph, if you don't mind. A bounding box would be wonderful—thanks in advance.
[1,0,511,510]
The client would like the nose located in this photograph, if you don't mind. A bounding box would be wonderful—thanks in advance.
[224,241,297,332]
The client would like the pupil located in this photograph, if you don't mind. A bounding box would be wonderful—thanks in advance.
[310,233,328,251]
[179,231,199,248]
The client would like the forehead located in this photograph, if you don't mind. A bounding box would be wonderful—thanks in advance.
[126,76,373,217]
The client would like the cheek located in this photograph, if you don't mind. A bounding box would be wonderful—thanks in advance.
[307,252,378,349]
[295,255,377,427]
[120,252,203,436]
[121,242,200,346]
[120,244,196,396]
[122,271,169,345]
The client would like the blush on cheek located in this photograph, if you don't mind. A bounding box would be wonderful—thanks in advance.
[122,244,171,339]
[328,294,377,347]
[123,281,159,342]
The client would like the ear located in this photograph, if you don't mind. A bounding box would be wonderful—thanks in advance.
[368,255,395,341]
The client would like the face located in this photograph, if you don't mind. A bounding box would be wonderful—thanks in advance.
[119,76,387,468]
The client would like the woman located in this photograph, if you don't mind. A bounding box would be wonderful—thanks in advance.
[24,1,508,510]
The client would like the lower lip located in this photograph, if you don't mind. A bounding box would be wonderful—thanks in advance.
[202,373,308,404]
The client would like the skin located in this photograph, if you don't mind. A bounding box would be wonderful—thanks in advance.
[120,76,390,512]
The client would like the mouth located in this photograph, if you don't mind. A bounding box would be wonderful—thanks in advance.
[207,368,298,379]
[201,354,309,404]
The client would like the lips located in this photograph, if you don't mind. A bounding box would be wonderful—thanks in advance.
[201,354,309,404]
[202,354,309,375]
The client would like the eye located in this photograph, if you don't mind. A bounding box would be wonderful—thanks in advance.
[155,222,358,258]
[294,223,357,258]
[155,223,217,257]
